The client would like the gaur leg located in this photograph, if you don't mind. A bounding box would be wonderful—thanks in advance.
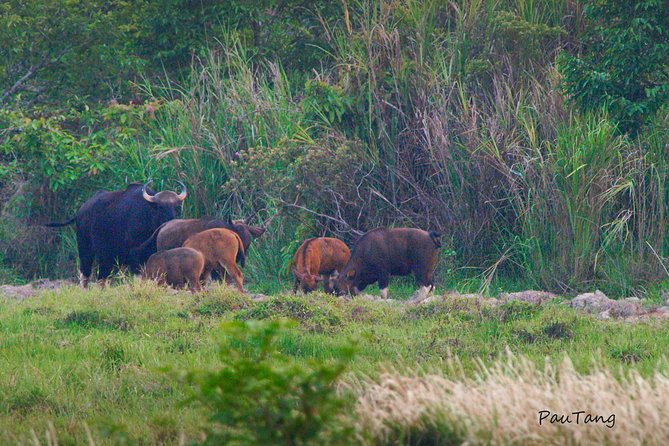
[223,272,234,285]
[76,233,94,288]
[377,271,390,300]
[219,261,244,293]
[185,267,202,293]
[187,277,202,293]
[200,266,213,287]
[293,278,300,294]
[97,259,114,288]
[412,258,437,302]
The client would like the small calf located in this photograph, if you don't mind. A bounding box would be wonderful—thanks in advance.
[143,247,205,292]
[292,237,351,293]
[184,228,245,292]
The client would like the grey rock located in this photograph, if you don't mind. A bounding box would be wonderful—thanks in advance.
[32,278,73,290]
[570,290,645,318]
[444,292,484,300]
[609,300,644,318]
[499,290,558,305]
[570,290,612,313]
[250,293,269,301]
[417,295,443,305]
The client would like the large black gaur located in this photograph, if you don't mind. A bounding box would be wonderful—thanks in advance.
[44,181,187,287]
[331,227,441,300]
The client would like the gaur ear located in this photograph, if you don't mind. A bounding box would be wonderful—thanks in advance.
[249,226,266,238]
[292,268,304,281]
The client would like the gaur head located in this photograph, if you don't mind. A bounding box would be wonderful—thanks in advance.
[331,269,358,296]
[292,268,326,292]
[142,180,187,219]
[228,218,266,251]
[323,270,340,294]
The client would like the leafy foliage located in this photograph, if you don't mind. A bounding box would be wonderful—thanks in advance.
[184,319,354,445]
[559,0,669,134]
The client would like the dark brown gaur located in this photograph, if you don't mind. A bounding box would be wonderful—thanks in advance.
[129,217,265,269]
[332,228,441,300]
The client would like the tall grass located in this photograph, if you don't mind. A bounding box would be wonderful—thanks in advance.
[316,0,669,294]
[352,353,669,445]
[144,42,304,219]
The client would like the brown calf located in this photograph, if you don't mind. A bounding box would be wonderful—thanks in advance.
[292,237,351,293]
[142,247,204,293]
[183,228,245,292]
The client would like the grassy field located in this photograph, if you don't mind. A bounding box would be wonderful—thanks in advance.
[1,281,669,445]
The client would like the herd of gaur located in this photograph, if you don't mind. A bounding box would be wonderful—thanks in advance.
[46,181,442,299]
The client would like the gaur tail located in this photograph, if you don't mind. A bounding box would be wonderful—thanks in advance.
[429,231,442,248]
[43,217,76,228]
[236,236,246,268]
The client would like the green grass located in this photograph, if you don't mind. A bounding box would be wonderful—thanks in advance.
[1,281,669,444]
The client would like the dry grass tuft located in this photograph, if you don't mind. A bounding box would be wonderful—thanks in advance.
[351,353,669,445]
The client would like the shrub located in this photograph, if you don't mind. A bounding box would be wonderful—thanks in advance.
[183,320,354,445]
[559,0,669,134]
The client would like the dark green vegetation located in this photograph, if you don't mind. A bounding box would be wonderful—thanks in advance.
[1,284,669,444]
[2,0,669,297]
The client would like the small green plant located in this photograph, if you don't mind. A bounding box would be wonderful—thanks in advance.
[100,340,130,372]
[183,319,354,446]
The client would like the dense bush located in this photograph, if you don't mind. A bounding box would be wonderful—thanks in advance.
[559,0,669,134]
[183,320,353,445]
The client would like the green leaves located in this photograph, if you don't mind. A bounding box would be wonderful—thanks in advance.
[559,0,669,135]
[184,319,354,445]
[0,103,154,192]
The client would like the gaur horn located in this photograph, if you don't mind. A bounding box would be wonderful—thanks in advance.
[176,180,187,201]
[142,180,157,203]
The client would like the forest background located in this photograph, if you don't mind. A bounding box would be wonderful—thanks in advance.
[1,0,668,297]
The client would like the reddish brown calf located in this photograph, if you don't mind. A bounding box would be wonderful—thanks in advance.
[292,237,351,293]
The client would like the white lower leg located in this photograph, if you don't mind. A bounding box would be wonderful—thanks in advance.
[79,272,89,288]
[98,278,107,288]
[380,288,388,300]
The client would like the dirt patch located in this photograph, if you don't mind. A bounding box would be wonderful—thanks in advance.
[0,279,74,301]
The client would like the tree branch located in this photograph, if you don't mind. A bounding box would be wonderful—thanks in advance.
[1,47,71,103]
[275,195,364,236]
